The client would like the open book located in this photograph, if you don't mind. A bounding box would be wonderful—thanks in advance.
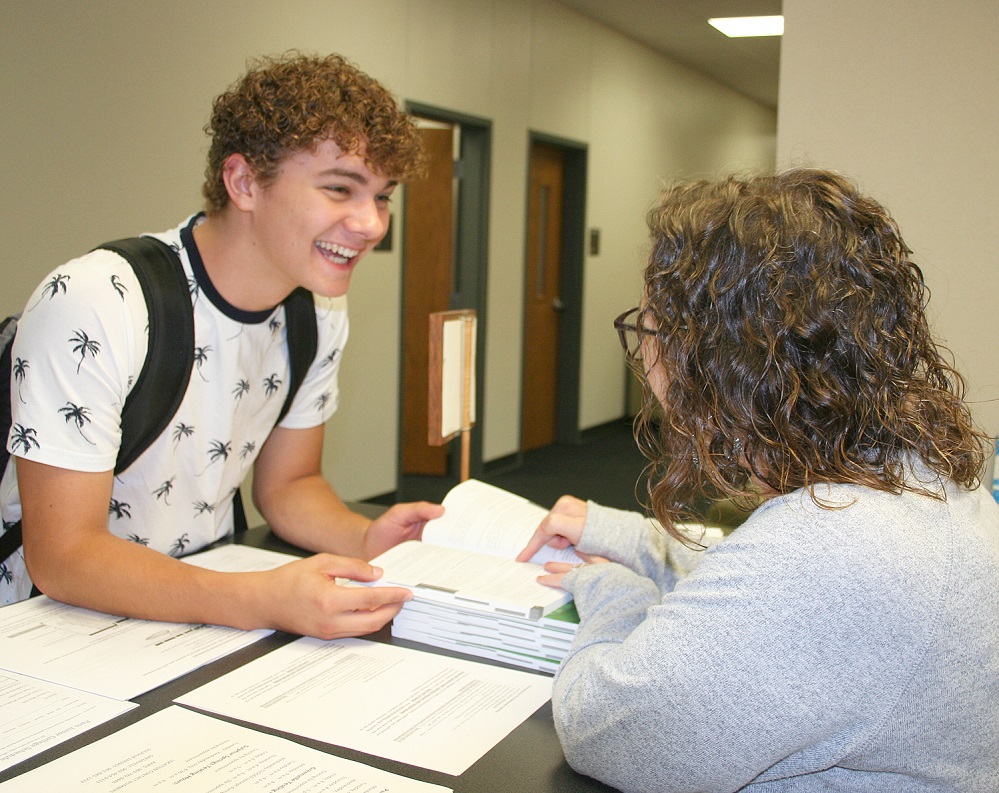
[366,479,581,620]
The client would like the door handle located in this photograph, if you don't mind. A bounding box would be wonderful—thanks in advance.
[552,297,564,311]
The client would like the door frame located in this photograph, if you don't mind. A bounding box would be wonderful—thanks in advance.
[400,103,491,487]
[523,132,587,448]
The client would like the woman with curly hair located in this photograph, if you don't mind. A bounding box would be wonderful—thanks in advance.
[520,169,999,791]
[3,52,443,637]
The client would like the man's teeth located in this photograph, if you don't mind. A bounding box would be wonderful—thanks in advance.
[317,242,360,262]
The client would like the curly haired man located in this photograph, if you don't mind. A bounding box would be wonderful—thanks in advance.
[1,53,444,638]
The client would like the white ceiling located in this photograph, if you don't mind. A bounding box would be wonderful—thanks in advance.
[555,0,782,109]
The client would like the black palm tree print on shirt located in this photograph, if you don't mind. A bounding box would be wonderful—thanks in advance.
[26,273,70,311]
[170,533,190,556]
[197,440,231,476]
[154,476,176,505]
[12,357,28,404]
[194,345,213,381]
[59,403,97,445]
[9,425,39,455]
[109,499,131,519]
[173,423,195,445]
[110,274,128,300]
[263,374,282,398]
[69,330,100,374]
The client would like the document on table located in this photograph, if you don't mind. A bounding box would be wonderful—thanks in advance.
[0,670,135,773]
[180,543,299,572]
[178,637,553,776]
[0,706,451,792]
[0,545,292,701]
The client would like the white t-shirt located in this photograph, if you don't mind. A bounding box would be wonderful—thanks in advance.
[1,214,347,604]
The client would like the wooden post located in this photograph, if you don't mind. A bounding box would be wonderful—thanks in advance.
[460,314,475,481]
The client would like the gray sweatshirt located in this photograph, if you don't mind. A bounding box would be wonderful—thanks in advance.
[555,474,999,791]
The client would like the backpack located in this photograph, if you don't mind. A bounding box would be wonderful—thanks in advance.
[0,235,318,571]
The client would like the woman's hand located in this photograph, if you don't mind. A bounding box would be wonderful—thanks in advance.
[516,495,588,562]
[537,554,610,589]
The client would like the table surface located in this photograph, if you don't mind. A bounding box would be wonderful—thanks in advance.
[0,519,613,791]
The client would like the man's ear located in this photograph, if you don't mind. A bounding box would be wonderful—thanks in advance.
[221,153,258,211]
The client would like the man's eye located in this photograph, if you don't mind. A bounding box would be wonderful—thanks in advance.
[326,185,350,196]
[376,194,393,206]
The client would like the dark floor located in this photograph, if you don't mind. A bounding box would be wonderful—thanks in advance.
[366,418,650,512]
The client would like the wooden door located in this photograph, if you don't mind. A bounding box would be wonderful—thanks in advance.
[401,125,453,475]
[521,142,565,451]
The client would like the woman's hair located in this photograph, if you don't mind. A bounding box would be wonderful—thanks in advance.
[637,168,988,539]
[202,52,426,214]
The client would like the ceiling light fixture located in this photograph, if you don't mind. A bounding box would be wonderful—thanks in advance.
[708,15,784,37]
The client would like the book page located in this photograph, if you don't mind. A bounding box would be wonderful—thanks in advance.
[368,541,570,618]
[425,479,581,564]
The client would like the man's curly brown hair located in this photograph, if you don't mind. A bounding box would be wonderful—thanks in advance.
[635,168,988,542]
[202,52,426,214]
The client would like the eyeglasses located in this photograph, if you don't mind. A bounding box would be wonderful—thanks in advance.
[613,307,664,360]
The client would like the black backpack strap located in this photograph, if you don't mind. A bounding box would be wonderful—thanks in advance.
[278,286,318,423]
[0,313,19,483]
[1,239,192,569]
[0,521,22,571]
[96,237,195,475]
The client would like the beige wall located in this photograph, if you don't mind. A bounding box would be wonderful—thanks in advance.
[1,0,776,504]
[778,0,999,454]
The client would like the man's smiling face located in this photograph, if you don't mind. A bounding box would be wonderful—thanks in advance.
[249,138,396,299]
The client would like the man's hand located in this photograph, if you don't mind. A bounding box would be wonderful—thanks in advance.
[361,500,445,560]
[516,494,588,562]
[257,553,415,640]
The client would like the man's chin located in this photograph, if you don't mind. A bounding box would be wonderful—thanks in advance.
[312,269,353,298]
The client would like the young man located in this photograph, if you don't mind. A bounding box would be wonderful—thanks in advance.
[0,53,443,639]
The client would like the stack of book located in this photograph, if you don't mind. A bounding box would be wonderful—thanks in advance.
[365,479,582,674]
[392,598,579,674]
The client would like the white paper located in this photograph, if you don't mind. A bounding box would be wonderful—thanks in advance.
[440,316,476,439]
[0,595,270,701]
[177,637,552,776]
[0,706,451,792]
[180,543,300,572]
[0,670,135,773]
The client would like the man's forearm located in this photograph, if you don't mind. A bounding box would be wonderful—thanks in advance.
[256,474,372,557]
[26,528,274,630]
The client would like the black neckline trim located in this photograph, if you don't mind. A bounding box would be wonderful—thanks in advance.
[180,214,278,325]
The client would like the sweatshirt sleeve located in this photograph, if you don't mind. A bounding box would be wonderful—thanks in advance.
[575,501,716,591]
